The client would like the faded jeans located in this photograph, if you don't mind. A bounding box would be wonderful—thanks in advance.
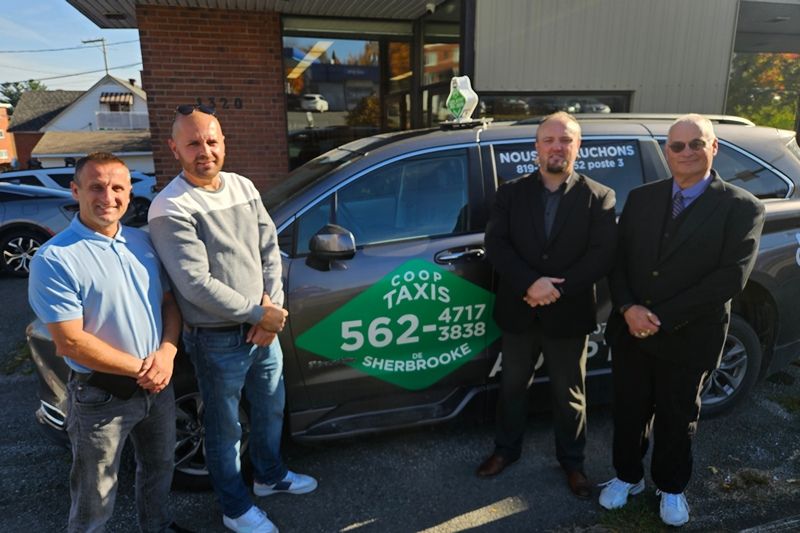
[183,328,287,519]
[65,377,175,533]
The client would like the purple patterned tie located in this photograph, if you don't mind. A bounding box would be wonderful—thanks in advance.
[672,190,685,218]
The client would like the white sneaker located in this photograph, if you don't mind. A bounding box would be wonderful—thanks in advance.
[223,506,278,533]
[659,490,690,527]
[254,470,318,496]
[598,477,645,510]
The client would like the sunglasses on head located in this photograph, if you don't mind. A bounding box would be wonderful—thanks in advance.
[175,104,216,116]
[667,139,708,153]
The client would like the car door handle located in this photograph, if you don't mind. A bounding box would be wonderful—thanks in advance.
[435,247,486,263]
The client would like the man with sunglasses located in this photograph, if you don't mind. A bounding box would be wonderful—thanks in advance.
[599,114,765,527]
[149,105,316,533]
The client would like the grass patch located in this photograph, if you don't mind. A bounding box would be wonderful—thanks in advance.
[773,395,800,414]
[1,341,34,375]
[597,496,669,533]
[720,468,772,491]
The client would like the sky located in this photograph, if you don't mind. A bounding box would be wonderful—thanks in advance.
[0,0,142,91]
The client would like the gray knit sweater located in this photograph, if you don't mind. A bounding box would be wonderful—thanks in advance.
[148,171,283,327]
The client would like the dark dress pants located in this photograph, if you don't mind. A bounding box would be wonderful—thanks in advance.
[610,330,723,493]
[494,323,588,472]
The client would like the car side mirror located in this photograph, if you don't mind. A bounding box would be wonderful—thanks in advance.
[306,224,356,271]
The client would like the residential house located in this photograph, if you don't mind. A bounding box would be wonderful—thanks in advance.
[7,90,82,169]
[8,75,153,173]
[0,104,16,170]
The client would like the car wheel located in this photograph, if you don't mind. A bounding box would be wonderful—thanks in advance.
[700,314,762,417]
[0,229,49,277]
[172,376,251,491]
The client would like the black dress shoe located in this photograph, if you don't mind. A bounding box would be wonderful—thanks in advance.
[477,453,517,477]
[566,469,592,499]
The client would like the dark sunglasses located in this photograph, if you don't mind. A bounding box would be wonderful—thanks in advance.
[667,139,708,153]
[175,104,216,116]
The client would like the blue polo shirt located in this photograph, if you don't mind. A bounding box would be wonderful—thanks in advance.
[28,217,167,372]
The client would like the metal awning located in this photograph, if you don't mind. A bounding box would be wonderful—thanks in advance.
[100,92,133,105]
[66,0,447,28]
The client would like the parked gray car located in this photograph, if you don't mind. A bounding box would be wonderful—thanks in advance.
[28,114,800,490]
[0,183,76,276]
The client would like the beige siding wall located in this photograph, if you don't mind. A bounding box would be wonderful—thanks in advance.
[474,0,739,113]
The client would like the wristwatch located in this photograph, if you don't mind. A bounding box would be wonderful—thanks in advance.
[619,303,634,316]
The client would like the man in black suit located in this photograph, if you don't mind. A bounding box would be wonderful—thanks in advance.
[478,112,617,499]
[599,114,765,527]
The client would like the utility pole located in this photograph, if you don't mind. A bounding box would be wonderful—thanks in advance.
[82,38,109,75]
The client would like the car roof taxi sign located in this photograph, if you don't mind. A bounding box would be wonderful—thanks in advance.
[446,76,478,122]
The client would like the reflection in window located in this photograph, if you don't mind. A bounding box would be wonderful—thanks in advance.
[388,42,411,94]
[335,150,469,246]
[283,37,380,132]
[712,145,789,199]
[295,197,333,255]
[478,93,630,121]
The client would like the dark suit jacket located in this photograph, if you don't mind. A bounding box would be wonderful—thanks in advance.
[606,171,765,367]
[485,171,617,337]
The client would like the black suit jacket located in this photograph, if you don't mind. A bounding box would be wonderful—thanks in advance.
[485,171,617,337]
[606,171,765,366]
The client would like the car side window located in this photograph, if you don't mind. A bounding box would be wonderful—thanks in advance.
[47,173,74,188]
[0,175,41,187]
[492,139,644,212]
[294,197,333,255]
[0,192,27,201]
[287,149,470,255]
[712,144,790,199]
[336,149,469,246]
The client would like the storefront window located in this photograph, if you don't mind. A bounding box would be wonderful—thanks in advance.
[284,37,382,169]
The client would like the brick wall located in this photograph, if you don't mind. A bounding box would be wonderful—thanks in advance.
[137,5,288,191]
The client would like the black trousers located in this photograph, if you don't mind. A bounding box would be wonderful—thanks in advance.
[494,324,588,472]
[610,331,722,493]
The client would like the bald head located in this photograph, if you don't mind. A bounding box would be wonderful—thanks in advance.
[669,113,715,141]
[168,111,226,188]
[537,111,581,142]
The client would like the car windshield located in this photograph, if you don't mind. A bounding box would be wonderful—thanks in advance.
[264,133,410,211]
[263,148,362,211]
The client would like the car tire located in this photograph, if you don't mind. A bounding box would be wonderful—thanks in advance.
[700,314,762,417]
[0,229,49,277]
[172,374,251,491]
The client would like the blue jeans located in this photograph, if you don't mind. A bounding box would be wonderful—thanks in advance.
[65,377,175,533]
[183,328,287,519]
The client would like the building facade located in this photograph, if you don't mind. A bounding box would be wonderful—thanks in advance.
[67,0,800,190]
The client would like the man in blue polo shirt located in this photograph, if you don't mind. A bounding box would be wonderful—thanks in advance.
[28,152,184,533]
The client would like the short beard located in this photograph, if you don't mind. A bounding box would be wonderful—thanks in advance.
[545,160,569,174]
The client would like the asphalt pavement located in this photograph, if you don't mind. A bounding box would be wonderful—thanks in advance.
[0,273,798,532]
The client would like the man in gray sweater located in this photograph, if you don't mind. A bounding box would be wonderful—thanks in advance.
[149,105,316,533]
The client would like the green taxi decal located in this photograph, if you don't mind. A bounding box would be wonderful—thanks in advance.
[296,259,501,390]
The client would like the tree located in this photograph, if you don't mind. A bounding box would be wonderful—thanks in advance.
[0,80,48,112]
[725,53,799,130]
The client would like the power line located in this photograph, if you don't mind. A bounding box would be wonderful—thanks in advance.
[0,62,71,75]
[9,62,143,83]
[0,40,139,54]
